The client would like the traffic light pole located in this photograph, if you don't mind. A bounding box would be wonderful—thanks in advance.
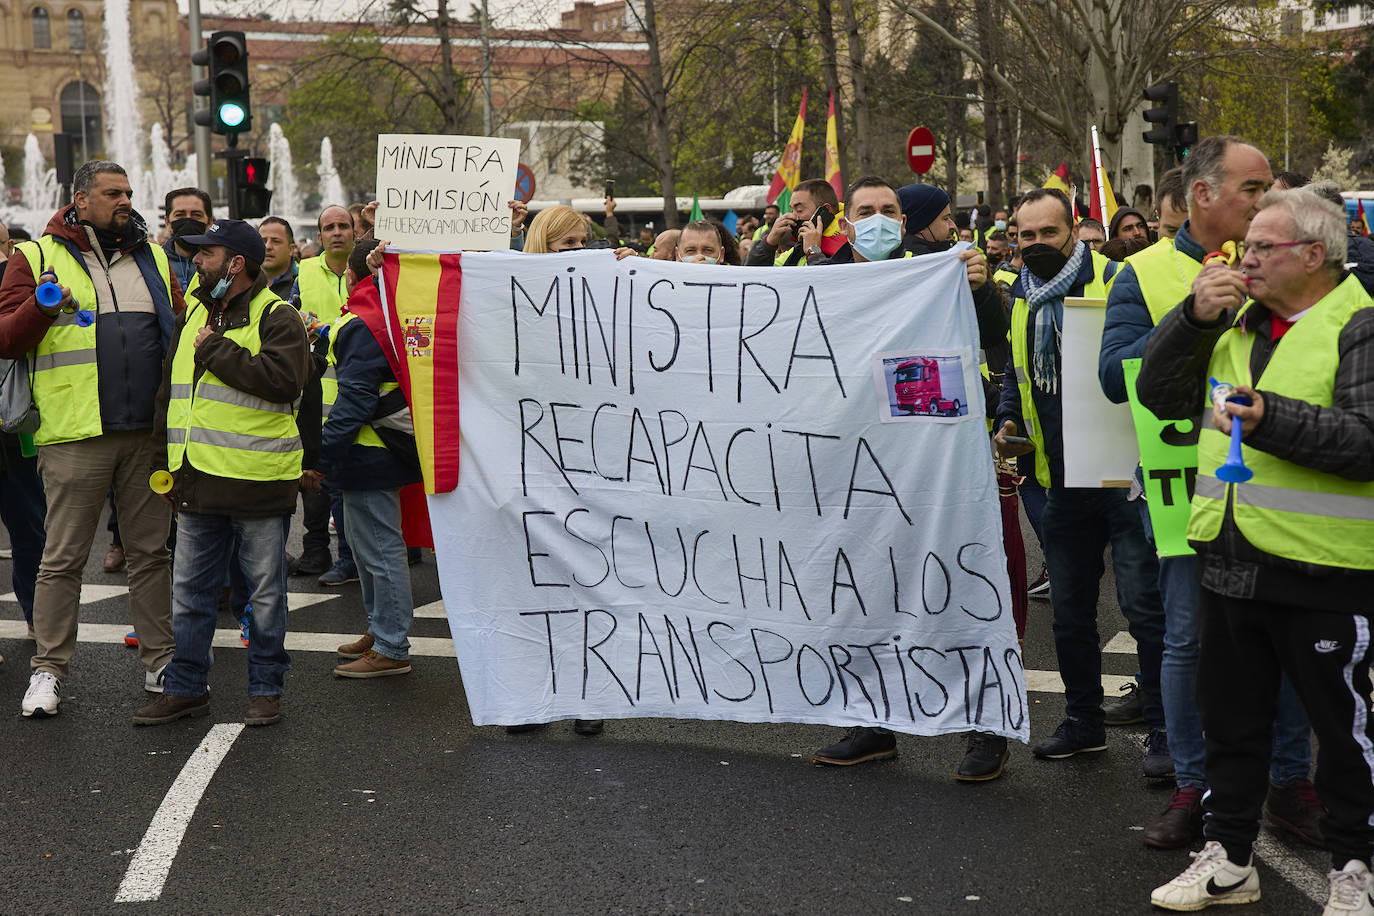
[218,135,245,220]
[189,0,212,194]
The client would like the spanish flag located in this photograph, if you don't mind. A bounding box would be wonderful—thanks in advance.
[767,87,808,206]
[1360,199,1371,236]
[1043,162,1070,194]
[824,90,842,200]
[376,250,463,494]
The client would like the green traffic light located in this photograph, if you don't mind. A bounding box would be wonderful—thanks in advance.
[219,102,246,128]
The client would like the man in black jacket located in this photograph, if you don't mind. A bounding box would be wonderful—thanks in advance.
[1139,188,1374,913]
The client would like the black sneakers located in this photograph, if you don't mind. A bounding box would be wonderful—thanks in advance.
[812,726,898,766]
[1143,728,1175,779]
[1032,717,1108,759]
[1028,566,1050,598]
[956,732,1008,782]
[1103,682,1146,726]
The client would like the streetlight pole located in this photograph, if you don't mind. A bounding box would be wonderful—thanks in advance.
[480,0,493,135]
[189,0,212,191]
[74,50,89,162]
[769,29,787,147]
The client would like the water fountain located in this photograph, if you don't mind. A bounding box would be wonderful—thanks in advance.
[317,137,346,208]
[0,6,319,239]
[103,0,145,208]
[267,123,302,218]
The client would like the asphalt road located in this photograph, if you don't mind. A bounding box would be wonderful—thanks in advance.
[0,508,1335,914]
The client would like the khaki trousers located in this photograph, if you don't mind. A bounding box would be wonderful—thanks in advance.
[31,431,173,679]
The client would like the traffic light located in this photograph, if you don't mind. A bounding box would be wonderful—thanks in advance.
[230,156,271,219]
[1142,81,1178,147]
[192,31,252,137]
[1173,121,1199,159]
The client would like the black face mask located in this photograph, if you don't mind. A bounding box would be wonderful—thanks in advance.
[920,236,955,252]
[1022,242,1070,281]
[171,217,207,243]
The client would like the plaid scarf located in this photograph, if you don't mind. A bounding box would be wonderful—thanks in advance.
[1021,241,1087,393]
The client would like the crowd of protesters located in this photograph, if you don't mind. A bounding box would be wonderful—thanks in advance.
[0,131,1372,913]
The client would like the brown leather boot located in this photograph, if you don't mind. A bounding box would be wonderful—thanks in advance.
[103,543,126,573]
[336,633,374,659]
[245,695,281,726]
[333,650,411,678]
[133,692,210,726]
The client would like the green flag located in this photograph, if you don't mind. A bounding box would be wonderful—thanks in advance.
[1122,357,1198,557]
[774,187,792,214]
[689,194,703,222]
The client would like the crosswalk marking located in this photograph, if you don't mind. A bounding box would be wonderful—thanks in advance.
[0,587,334,612]
[0,617,1132,692]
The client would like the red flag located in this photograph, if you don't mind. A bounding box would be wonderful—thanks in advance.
[378,251,464,494]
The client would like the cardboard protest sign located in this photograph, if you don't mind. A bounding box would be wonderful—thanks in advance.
[1061,298,1139,487]
[419,250,1027,741]
[1122,358,1198,558]
[374,134,522,251]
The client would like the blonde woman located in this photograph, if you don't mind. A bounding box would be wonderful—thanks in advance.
[522,205,589,253]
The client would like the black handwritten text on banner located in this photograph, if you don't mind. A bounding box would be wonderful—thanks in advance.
[428,250,1027,740]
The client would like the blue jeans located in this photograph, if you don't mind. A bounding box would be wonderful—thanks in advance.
[163,512,292,697]
[341,488,412,660]
[0,435,45,625]
[329,487,354,567]
[1270,675,1313,785]
[1158,552,1206,787]
[1148,518,1310,789]
[1043,487,1166,730]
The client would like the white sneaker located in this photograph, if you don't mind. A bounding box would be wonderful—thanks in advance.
[145,665,167,694]
[1326,860,1374,915]
[21,671,61,717]
[1151,841,1260,911]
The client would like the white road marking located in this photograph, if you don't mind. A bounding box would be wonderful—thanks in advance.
[1,583,129,604]
[1023,670,1133,695]
[0,620,458,657]
[414,599,446,619]
[114,723,245,903]
[1105,631,1138,654]
[1253,830,1329,906]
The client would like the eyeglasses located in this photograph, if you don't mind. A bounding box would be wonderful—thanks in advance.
[1246,239,1316,259]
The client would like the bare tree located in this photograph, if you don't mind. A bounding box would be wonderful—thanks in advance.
[887,0,1262,187]
[546,0,783,227]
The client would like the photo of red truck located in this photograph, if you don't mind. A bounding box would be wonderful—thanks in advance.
[894,357,963,417]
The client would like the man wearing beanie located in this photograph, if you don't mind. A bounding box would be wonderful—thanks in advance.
[135,219,312,727]
[897,183,1008,372]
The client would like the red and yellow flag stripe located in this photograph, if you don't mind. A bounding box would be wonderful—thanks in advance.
[379,251,463,494]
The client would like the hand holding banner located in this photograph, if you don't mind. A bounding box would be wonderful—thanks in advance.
[374,134,522,251]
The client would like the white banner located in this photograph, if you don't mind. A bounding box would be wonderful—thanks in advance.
[430,250,1028,740]
[374,133,522,251]
[1061,297,1139,487]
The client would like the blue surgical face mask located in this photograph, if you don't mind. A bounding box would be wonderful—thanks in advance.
[851,213,903,261]
[994,219,1008,231]
[210,273,232,298]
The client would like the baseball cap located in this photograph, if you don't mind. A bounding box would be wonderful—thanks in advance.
[181,219,266,265]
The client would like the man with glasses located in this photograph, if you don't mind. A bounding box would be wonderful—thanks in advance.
[1098,136,1320,854]
[1138,186,1374,914]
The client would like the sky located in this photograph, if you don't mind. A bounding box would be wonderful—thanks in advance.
[176,0,576,29]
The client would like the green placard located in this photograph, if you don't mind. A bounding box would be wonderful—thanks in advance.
[1122,358,1197,558]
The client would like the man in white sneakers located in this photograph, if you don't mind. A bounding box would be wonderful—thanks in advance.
[1138,188,1374,913]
